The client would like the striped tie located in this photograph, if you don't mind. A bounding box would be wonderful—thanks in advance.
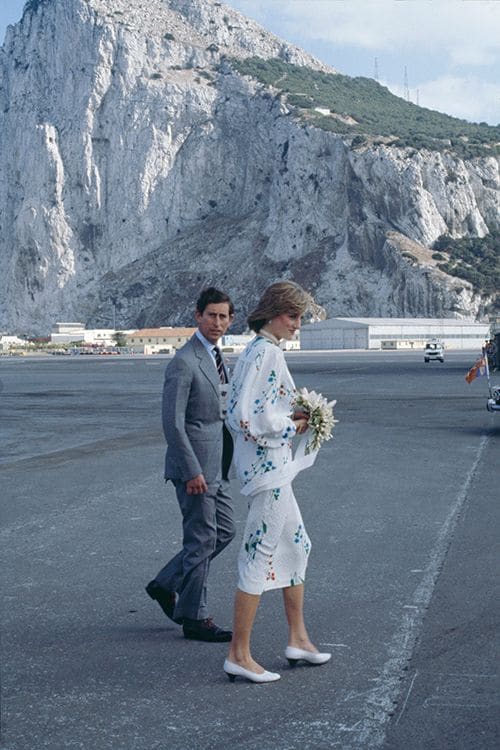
[213,346,227,383]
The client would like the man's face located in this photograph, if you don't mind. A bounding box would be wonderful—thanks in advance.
[195,302,233,344]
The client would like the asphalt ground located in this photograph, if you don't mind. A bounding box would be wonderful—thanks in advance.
[1,350,498,750]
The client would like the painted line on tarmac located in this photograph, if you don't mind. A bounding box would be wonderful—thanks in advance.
[339,433,489,749]
[394,670,419,726]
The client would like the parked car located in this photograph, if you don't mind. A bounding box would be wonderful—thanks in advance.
[424,341,444,363]
[487,385,500,412]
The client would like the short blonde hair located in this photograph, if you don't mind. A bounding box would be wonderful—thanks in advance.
[247,281,324,333]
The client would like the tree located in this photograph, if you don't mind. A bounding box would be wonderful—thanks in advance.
[113,331,127,348]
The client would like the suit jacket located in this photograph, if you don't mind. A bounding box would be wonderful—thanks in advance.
[162,334,232,483]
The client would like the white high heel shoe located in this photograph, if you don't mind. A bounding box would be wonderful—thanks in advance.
[223,659,281,683]
[285,646,332,666]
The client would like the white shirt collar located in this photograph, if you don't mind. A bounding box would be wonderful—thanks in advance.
[195,329,219,359]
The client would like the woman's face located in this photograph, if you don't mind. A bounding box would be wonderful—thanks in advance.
[267,311,302,341]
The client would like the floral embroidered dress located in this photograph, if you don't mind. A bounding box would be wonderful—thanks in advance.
[226,334,313,594]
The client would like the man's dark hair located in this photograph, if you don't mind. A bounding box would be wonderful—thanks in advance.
[196,287,234,316]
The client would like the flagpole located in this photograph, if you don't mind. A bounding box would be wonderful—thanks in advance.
[484,354,492,398]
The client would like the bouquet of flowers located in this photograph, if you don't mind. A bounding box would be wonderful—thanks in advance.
[294,387,338,455]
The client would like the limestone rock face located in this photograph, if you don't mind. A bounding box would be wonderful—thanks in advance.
[0,0,498,333]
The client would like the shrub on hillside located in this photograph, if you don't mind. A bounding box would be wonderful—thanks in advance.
[231,57,500,156]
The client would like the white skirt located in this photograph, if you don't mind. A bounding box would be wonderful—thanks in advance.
[237,483,311,595]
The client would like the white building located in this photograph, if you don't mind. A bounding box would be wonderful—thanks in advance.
[0,335,26,351]
[221,332,300,351]
[50,323,118,346]
[221,334,254,352]
[82,329,118,347]
[300,318,490,351]
[50,322,86,344]
[283,332,301,351]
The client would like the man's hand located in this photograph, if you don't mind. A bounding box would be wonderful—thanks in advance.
[186,474,208,495]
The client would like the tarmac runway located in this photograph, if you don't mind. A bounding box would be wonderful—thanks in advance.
[1,350,499,750]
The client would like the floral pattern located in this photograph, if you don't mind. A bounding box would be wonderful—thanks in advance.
[237,484,311,596]
[265,554,276,583]
[227,336,297,492]
[244,520,267,560]
[229,337,312,596]
[289,571,305,587]
[294,523,311,555]
[243,452,278,485]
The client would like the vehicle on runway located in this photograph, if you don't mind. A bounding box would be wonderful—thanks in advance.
[424,341,444,363]
[487,385,500,412]
[466,352,500,412]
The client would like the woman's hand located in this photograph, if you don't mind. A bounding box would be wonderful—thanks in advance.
[293,409,309,435]
[293,417,309,435]
[293,409,309,420]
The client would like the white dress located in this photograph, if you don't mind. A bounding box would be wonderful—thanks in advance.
[226,334,314,595]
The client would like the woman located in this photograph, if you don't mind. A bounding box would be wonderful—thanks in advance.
[224,281,331,683]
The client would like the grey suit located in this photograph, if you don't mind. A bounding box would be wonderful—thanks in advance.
[155,334,235,621]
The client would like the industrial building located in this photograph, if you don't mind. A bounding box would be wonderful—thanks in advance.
[50,322,118,347]
[125,327,196,354]
[300,318,490,351]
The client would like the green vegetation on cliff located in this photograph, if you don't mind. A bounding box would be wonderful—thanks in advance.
[433,230,500,308]
[230,58,500,157]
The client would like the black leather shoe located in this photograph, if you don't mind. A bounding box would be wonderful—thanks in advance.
[145,581,182,624]
[183,617,232,642]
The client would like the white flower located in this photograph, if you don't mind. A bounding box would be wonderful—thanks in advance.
[293,387,338,454]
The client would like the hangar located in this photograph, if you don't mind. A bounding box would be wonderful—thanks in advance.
[300,318,490,351]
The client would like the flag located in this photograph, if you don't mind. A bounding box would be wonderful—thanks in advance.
[465,356,488,383]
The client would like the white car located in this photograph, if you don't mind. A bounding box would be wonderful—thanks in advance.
[424,341,444,363]
[487,385,500,412]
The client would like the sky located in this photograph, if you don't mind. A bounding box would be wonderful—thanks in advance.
[1,0,499,125]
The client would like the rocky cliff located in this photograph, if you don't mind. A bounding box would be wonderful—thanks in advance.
[0,0,498,333]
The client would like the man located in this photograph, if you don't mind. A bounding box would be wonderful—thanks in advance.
[485,339,498,371]
[146,288,235,642]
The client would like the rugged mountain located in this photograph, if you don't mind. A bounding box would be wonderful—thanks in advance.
[0,0,498,334]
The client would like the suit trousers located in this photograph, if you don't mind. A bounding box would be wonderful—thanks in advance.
[155,478,235,621]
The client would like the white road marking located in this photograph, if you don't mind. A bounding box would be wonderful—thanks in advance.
[343,433,489,749]
[395,670,419,725]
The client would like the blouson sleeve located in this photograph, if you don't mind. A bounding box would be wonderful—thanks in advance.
[233,343,296,449]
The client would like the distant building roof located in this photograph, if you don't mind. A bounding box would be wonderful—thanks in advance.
[53,322,86,332]
[339,317,485,326]
[303,317,488,329]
